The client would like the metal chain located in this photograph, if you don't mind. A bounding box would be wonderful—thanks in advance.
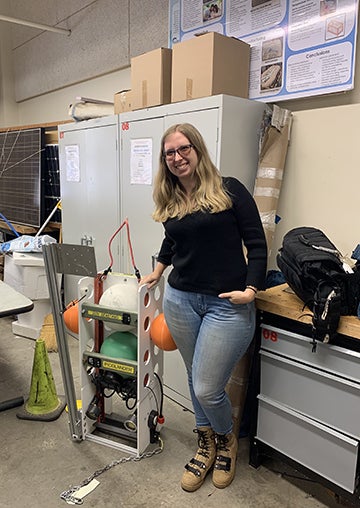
[60,438,163,505]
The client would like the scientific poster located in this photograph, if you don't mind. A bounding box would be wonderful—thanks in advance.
[169,0,358,101]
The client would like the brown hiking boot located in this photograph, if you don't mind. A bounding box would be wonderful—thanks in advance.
[212,432,238,489]
[181,427,216,492]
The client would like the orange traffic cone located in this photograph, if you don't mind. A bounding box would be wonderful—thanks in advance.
[17,339,65,421]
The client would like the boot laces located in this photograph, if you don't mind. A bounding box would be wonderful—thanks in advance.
[194,428,213,459]
[216,434,230,452]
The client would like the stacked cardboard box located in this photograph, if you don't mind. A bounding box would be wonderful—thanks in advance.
[114,89,132,114]
[130,48,172,110]
[127,33,250,112]
[171,32,250,103]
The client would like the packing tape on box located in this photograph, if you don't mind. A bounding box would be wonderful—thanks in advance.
[256,167,283,180]
[186,78,193,100]
[263,222,276,233]
[260,210,276,228]
[119,92,127,107]
[142,80,148,108]
[253,186,280,199]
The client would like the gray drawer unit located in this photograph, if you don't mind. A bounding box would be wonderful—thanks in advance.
[253,321,360,496]
[260,350,360,439]
[260,324,360,383]
[256,395,358,494]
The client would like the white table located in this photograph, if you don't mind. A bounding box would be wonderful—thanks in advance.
[0,280,34,411]
[0,279,34,317]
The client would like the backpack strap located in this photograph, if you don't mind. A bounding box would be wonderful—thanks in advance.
[311,281,341,352]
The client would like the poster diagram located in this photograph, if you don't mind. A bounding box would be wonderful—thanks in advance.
[169,0,358,102]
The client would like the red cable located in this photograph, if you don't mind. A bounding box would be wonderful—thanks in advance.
[107,218,140,280]
[125,219,138,273]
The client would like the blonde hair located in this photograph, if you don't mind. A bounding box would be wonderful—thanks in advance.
[153,123,232,222]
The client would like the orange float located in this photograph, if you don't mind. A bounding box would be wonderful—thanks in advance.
[150,313,177,351]
[63,300,79,334]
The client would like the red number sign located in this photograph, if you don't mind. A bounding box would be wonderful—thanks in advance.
[262,328,278,342]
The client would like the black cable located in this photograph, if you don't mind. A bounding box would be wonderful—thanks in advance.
[145,385,159,415]
[103,390,115,398]
[271,468,319,484]
[154,372,164,417]
[122,393,137,411]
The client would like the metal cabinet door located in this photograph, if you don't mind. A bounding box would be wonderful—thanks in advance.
[59,128,88,246]
[83,123,120,272]
[59,118,120,300]
[119,116,165,277]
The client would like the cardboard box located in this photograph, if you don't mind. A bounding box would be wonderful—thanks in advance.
[225,350,251,437]
[114,89,132,114]
[131,47,172,110]
[171,32,250,103]
[253,105,292,250]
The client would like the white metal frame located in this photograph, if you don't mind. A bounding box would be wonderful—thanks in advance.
[78,273,164,455]
[43,243,164,456]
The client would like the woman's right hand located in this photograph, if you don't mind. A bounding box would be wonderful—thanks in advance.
[140,272,160,289]
[140,262,167,289]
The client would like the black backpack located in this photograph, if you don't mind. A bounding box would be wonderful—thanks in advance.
[276,227,360,350]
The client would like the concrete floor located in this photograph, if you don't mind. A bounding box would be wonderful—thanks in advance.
[0,315,358,508]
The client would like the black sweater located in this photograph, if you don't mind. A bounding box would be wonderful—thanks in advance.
[157,176,268,295]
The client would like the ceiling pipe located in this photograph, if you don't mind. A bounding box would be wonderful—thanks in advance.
[0,14,71,35]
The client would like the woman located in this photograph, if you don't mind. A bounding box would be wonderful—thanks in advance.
[142,123,267,491]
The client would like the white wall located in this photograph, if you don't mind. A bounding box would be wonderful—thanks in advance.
[0,0,168,125]
[1,0,169,102]
[14,67,131,125]
[269,103,360,268]
[0,17,19,125]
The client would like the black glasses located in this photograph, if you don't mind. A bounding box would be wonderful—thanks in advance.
[163,144,193,160]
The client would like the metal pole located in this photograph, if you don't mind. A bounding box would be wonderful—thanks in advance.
[42,244,82,441]
[0,14,71,35]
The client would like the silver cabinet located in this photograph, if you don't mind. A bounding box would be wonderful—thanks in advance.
[253,322,360,494]
[59,116,121,300]
[59,115,120,270]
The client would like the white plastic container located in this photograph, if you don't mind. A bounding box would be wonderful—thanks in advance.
[4,252,52,339]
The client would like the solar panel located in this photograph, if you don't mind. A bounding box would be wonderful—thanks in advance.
[43,144,61,224]
[0,128,44,228]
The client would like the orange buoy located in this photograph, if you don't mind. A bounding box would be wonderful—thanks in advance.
[63,300,79,334]
[150,313,177,351]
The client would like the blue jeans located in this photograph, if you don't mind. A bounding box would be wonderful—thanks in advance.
[163,283,255,435]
